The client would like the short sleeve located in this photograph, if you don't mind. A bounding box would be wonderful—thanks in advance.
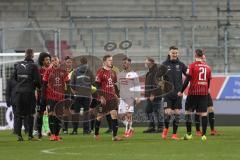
[64,70,70,82]
[95,69,102,83]
[43,68,50,82]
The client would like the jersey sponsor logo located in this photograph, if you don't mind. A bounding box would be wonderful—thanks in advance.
[54,77,61,87]
[107,78,114,87]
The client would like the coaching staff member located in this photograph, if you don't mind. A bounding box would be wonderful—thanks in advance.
[143,57,163,133]
[161,46,187,140]
[13,49,41,141]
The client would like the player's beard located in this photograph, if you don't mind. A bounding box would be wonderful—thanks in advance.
[124,66,131,72]
[104,64,112,70]
[53,63,60,69]
[44,63,50,68]
[66,67,72,72]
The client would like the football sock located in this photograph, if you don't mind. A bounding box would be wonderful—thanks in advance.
[54,116,61,136]
[112,119,118,137]
[125,121,128,132]
[90,119,95,131]
[72,122,79,132]
[37,114,43,135]
[63,116,69,131]
[164,114,171,129]
[195,114,201,131]
[208,112,215,130]
[185,114,192,135]
[202,116,208,136]
[48,115,55,135]
[173,114,180,134]
[129,121,133,130]
[95,120,101,135]
[106,114,112,130]
[27,115,34,137]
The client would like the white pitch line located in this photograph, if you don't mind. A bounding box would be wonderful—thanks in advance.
[41,148,57,154]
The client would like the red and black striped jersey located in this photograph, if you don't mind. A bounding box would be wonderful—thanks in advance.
[188,61,212,95]
[37,67,49,100]
[39,67,48,81]
[43,67,69,101]
[95,68,117,100]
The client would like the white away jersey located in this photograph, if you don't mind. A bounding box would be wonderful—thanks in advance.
[117,70,141,100]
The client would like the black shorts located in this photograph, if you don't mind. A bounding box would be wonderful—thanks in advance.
[46,99,58,112]
[72,97,91,112]
[101,98,118,113]
[207,94,213,107]
[185,95,208,113]
[90,98,101,109]
[15,92,36,116]
[145,99,162,113]
[163,96,182,110]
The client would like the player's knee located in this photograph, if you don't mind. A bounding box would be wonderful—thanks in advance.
[127,115,132,122]
[96,116,102,121]
[164,113,171,122]
[200,112,208,117]
[164,108,171,115]
[126,112,132,118]
[174,109,180,115]
[185,110,192,115]
[208,107,214,113]
[110,112,118,119]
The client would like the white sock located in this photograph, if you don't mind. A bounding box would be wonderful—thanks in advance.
[129,121,133,130]
[125,121,129,132]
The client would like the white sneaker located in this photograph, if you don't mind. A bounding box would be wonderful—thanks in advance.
[33,130,38,136]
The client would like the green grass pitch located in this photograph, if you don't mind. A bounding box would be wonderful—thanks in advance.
[0,127,239,160]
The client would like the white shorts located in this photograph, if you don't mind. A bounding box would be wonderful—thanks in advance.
[118,99,134,114]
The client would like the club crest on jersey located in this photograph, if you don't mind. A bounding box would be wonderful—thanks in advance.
[95,76,99,81]
[176,65,180,71]
[167,66,171,70]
